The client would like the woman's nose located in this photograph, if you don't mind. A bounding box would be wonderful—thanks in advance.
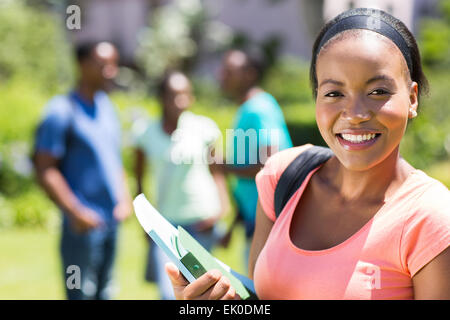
[341,97,372,124]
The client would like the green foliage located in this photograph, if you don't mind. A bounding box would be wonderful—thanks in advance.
[136,0,232,81]
[400,69,450,169]
[419,0,450,67]
[401,0,450,169]
[425,160,450,187]
[0,0,74,93]
[419,19,450,67]
[0,1,74,229]
[0,77,57,228]
[0,77,48,144]
[0,187,59,229]
[262,56,314,106]
[0,77,49,198]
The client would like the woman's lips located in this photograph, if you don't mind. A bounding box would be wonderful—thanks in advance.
[336,132,381,150]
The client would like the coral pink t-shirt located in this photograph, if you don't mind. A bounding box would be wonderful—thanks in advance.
[254,145,450,299]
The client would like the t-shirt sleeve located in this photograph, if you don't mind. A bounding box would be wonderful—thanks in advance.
[255,145,313,222]
[243,111,279,147]
[199,116,221,146]
[34,98,71,159]
[400,183,450,277]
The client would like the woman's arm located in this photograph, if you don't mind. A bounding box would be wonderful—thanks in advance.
[248,199,274,279]
[412,246,450,299]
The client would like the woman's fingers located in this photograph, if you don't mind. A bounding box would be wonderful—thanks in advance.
[165,264,239,300]
[187,271,239,300]
[165,262,190,300]
[166,262,189,286]
[184,269,222,299]
[202,274,234,300]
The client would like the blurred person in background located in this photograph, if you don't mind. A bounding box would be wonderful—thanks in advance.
[32,41,132,300]
[210,49,293,267]
[132,70,231,300]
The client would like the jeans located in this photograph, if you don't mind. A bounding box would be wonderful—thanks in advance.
[60,221,118,300]
[148,224,220,300]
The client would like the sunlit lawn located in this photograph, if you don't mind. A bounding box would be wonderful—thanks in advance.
[0,217,247,300]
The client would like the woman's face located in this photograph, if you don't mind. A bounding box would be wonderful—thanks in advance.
[315,31,418,171]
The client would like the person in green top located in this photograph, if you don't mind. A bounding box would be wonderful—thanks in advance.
[211,49,293,263]
[133,71,231,299]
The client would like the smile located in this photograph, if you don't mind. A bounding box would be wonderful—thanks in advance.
[336,132,381,150]
[340,133,378,143]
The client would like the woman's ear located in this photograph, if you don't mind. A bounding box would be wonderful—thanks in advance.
[408,81,419,119]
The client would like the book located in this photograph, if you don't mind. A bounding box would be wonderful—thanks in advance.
[133,194,257,300]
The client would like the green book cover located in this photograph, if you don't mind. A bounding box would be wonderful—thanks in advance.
[178,226,252,300]
[133,194,256,300]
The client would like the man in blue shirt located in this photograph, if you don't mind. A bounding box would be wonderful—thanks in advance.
[33,41,132,300]
[211,49,293,264]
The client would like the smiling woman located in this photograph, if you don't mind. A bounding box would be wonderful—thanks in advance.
[165,8,450,300]
[315,31,416,171]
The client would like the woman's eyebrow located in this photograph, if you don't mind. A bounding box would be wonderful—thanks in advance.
[318,75,397,88]
[365,74,396,85]
[318,78,344,88]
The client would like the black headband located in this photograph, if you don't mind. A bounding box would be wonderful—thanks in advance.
[317,14,413,74]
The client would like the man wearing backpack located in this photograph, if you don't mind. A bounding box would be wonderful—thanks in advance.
[32,41,132,300]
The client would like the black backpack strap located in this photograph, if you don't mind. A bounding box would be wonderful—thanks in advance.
[274,146,334,218]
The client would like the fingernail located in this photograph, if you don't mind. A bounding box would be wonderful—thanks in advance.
[208,269,221,280]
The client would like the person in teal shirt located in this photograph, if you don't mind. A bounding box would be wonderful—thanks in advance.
[211,49,293,263]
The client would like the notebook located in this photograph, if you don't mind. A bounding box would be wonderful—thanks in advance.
[133,194,256,300]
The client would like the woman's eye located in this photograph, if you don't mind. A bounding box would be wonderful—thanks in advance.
[325,91,343,98]
[370,88,390,95]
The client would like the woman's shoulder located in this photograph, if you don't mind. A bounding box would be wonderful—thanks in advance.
[396,170,450,277]
[409,170,450,214]
[396,170,450,236]
[262,144,315,177]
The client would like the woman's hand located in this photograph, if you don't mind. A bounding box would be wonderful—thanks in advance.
[165,262,240,300]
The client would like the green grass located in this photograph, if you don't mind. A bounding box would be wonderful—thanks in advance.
[0,217,247,300]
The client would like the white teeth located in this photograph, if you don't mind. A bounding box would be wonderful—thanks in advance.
[340,133,377,143]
